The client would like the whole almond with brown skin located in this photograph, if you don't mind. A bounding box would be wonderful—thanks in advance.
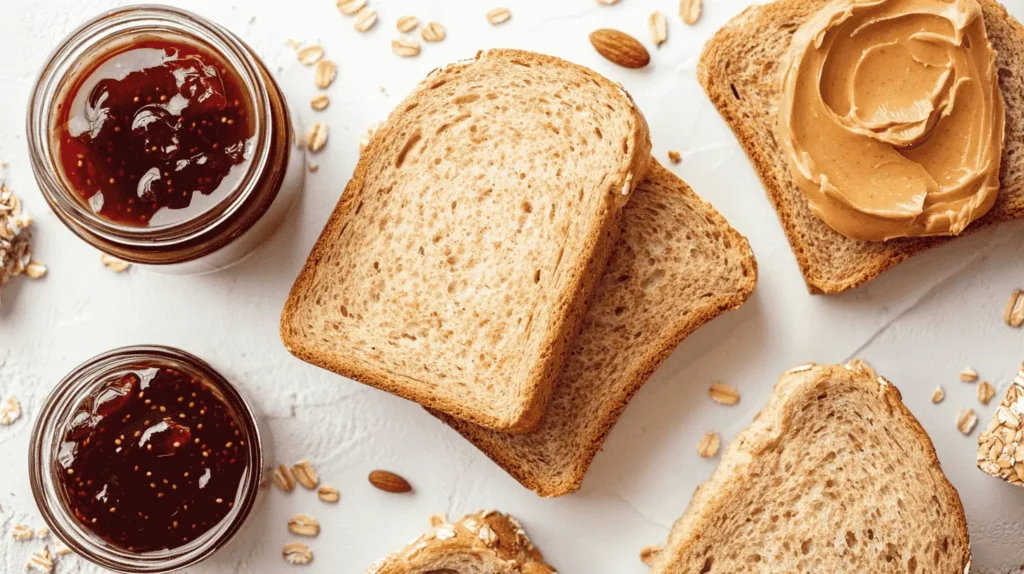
[589,29,650,69]
[368,470,412,493]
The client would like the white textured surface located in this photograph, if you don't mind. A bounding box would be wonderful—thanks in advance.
[1,0,1024,572]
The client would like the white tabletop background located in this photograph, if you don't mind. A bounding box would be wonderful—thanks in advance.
[2,0,1024,572]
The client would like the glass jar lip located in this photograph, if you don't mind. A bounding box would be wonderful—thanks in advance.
[28,345,264,573]
[26,4,274,249]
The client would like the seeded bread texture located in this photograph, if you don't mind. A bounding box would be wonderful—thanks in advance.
[435,161,757,497]
[650,362,970,574]
[281,49,651,432]
[366,510,555,574]
[698,0,1024,294]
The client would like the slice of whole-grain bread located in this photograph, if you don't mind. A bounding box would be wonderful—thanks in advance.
[366,510,555,574]
[281,49,651,432]
[434,160,757,497]
[649,362,970,574]
[699,0,1024,294]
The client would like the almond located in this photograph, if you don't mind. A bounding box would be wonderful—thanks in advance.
[368,469,412,493]
[589,29,650,69]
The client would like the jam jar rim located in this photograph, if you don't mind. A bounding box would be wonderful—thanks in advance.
[26,4,276,251]
[28,345,264,573]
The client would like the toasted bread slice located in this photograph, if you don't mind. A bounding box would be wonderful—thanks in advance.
[281,49,651,432]
[367,510,555,574]
[698,0,1024,293]
[435,161,756,497]
[650,362,970,573]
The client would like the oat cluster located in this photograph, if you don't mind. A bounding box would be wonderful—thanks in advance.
[0,179,44,305]
[977,365,1024,486]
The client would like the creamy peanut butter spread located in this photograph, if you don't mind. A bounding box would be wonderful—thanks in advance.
[778,0,1005,241]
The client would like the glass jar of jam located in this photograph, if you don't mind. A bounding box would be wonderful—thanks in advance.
[29,346,267,572]
[27,6,304,274]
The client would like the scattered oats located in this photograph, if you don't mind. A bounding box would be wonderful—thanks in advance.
[649,11,668,47]
[697,432,720,458]
[421,21,446,42]
[317,484,339,503]
[337,0,366,16]
[1005,289,1024,327]
[487,8,511,25]
[288,514,320,537]
[478,523,498,547]
[310,94,330,112]
[314,60,337,90]
[354,7,378,32]
[11,525,33,541]
[680,0,703,25]
[283,541,313,565]
[24,260,46,279]
[307,162,319,173]
[708,383,740,406]
[667,150,682,164]
[359,123,379,154]
[26,547,52,572]
[397,15,419,33]
[305,124,329,154]
[931,386,945,404]
[0,396,21,425]
[785,362,816,374]
[435,526,456,540]
[429,514,448,528]
[35,527,48,539]
[846,358,877,379]
[596,0,619,4]
[273,463,296,492]
[957,408,978,435]
[979,380,996,405]
[640,544,663,567]
[392,36,421,57]
[960,367,979,383]
[296,45,325,66]
[292,460,320,489]
[100,253,131,273]
[286,39,301,50]
[53,541,72,556]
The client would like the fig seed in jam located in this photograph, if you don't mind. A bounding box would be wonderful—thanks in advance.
[56,36,255,227]
[56,364,248,552]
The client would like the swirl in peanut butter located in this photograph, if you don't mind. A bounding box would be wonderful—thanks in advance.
[778,0,1004,241]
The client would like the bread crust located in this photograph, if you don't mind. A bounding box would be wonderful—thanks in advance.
[280,49,651,432]
[367,510,554,574]
[698,0,1024,294]
[651,363,970,573]
[435,161,757,496]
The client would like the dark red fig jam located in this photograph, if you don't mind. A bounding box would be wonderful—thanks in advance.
[56,363,248,552]
[56,36,255,227]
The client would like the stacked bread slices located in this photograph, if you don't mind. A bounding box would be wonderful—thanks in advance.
[281,49,756,498]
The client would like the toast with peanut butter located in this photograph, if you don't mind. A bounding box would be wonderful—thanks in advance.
[648,362,970,573]
[699,0,1024,293]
